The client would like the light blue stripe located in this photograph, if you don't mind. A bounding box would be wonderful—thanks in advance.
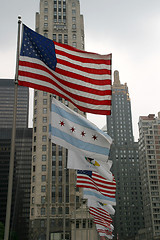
[83,190,116,203]
[51,103,111,139]
[50,125,110,156]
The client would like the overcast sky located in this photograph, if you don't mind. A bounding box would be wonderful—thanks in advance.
[1,0,160,141]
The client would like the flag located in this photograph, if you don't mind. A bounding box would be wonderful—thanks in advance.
[89,206,112,223]
[18,24,112,115]
[77,170,116,198]
[49,98,112,161]
[86,196,115,215]
[96,225,114,239]
[83,188,116,206]
[94,218,113,231]
[68,150,113,181]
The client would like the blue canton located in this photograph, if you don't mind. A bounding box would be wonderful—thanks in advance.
[20,24,57,71]
[77,170,92,177]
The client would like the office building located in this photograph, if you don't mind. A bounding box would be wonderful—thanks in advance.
[0,79,29,128]
[107,70,144,240]
[30,1,95,239]
[138,113,160,240]
[0,79,32,239]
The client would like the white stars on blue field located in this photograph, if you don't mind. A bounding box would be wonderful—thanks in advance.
[20,24,57,71]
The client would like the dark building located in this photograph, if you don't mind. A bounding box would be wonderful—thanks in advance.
[107,70,144,240]
[0,79,32,239]
[0,128,32,240]
[0,79,29,128]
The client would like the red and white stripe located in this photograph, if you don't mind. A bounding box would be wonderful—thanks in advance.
[18,41,112,115]
[77,171,116,198]
[89,207,112,223]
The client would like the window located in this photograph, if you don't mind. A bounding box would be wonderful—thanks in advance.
[72,2,75,7]
[44,15,48,21]
[41,196,45,204]
[31,208,34,216]
[41,207,45,216]
[34,136,36,142]
[43,108,47,114]
[72,42,77,48]
[42,145,47,151]
[64,34,68,44]
[34,108,37,115]
[32,176,35,182]
[43,99,47,105]
[52,207,56,215]
[44,23,48,28]
[66,207,69,214]
[72,34,76,40]
[72,24,76,29]
[33,155,36,162]
[58,34,62,43]
[72,17,76,22]
[42,165,46,171]
[44,8,48,14]
[32,197,34,204]
[41,185,46,192]
[43,117,47,123]
[44,1,48,5]
[42,175,46,182]
[44,32,48,37]
[33,166,36,172]
[53,34,56,41]
[42,135,47,142]
[42,155,47,161]
[34,127,36,133]
[58,207,62,214]
[72,9,76,15]
[43,126,47,132]
[32,186,35,193]
[41,220,45,228]
[34,99,37,106]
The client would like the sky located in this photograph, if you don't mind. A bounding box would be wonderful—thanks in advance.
[0,0,160,141]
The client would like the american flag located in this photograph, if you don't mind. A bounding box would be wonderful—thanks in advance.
[89,206,112,223]
[76,170,116,198]
[18,24,112,115]
[94,218,113,230]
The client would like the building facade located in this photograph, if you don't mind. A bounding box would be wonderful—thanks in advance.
[0,79,29,128]
[0,79,32,239]
[30,1,94,239]
[138,113,160,239]
[107,70,144,240]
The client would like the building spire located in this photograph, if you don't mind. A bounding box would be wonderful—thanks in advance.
[113,70,121,86]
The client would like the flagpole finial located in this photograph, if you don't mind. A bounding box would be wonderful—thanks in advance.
[18,16,21,23]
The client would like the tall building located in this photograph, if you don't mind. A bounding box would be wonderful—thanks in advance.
[0,79,32,239]
[0,79,29,128]
[0,128,32,240]
[138,113,160,240]
[30,1,95,239]
[107,70,144,240]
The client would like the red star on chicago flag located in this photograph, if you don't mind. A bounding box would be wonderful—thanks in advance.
[92,134,98,141]
[81,131,86,137]
[59,121,65,126]
[70,127,75,132]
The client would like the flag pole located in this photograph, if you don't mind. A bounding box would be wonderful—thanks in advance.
[4,16,21,240]
[46,95,52,240]
[74,172,77,240]
[63,150,66,240]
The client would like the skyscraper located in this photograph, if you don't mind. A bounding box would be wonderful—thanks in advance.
[138,113,160,240]
[30,1,95,239]
[0,79,32,239]
[107,70,144,240]
[0,79,29,128]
